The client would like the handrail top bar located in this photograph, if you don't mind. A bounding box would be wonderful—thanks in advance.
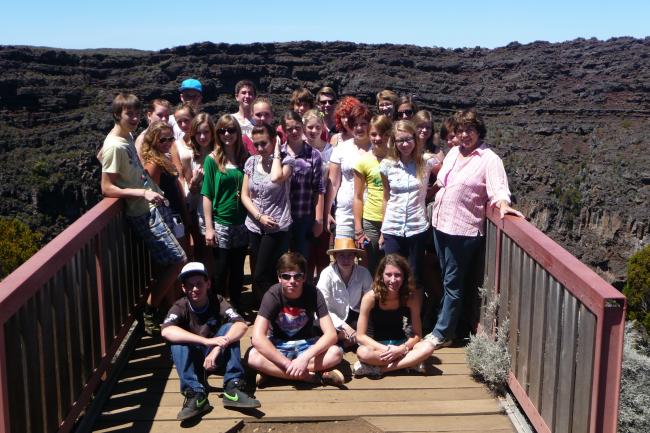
[486,205,625,315]
[0,198,122,323]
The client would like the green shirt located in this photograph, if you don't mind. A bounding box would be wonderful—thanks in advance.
[354,153,384,222]
[201,155,246,226]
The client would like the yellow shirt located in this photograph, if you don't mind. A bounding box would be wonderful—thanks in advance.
[354,154,384,222]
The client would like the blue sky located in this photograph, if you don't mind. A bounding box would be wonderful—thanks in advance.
[3,1,648,50]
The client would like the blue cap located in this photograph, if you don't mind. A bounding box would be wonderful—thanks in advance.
[179,78,203,93]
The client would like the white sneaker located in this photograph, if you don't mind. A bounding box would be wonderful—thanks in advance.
[424,333,453,350]
[353,360,382,378]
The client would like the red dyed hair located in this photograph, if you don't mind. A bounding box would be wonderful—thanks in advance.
[334,96,362,132]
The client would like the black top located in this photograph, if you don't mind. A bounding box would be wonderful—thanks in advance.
[161,295,244,338]
[367,298,412,341]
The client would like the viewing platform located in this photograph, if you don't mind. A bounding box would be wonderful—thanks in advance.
[0,198,626,433]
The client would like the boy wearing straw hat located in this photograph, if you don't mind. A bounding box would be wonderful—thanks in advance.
[317,238,373,346]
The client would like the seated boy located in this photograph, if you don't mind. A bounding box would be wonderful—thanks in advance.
[161,262,260,421]
[247,252,344,386]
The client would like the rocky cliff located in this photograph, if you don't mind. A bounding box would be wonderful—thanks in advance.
[1,38,649,285]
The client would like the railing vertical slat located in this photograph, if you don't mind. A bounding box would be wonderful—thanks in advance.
[19,299,44,433]
[572,304,596,433]
[507,237,521,373]
[4,315,26,432]
[555,292,579,433]
[516,251,534,392]
[528,262,548,408]
[37,278,59,431]
[541,277,563,431]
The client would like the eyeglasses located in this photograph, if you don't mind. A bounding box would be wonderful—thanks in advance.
[218,127,237,135]
[158,136,175,143]
[397,109,414,117]
[319,99,335,106]
[456,127,477,135]
[394,137,415,145]
[279,272,305,281]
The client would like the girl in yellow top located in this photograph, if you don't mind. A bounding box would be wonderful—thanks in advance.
[352,115,392,275]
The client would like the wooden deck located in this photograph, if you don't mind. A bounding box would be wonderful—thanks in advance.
[90,329,515,433]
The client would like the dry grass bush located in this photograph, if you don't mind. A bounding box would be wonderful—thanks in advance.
[618,322,650,433]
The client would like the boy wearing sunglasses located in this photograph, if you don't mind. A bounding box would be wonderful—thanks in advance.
[161,262,261,421]
[248,252,344,387]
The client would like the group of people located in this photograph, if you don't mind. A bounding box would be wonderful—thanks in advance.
[99,78,523,422]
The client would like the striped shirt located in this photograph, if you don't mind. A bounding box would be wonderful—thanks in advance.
[431,143,511,237]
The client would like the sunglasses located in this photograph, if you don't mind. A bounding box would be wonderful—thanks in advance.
[319,99,335,106]
[397,109,414,117]
[279,272,305,281]
[218,127,237,135]
[158,136,175,143]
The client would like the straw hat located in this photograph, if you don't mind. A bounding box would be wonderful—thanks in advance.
[326,238,364,256]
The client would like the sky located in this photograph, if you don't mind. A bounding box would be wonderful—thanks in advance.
[2,0,648,51]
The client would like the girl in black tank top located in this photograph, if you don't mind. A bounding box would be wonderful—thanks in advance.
[354,254,434,377]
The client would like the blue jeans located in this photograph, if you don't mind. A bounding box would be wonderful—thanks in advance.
[289,215,313,261]
[431,229,483,340]
[382,231,427,287]
[169,322,244,393]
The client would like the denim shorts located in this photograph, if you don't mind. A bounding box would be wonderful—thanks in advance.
[127,205,187,266]
[213,222,248,249]
[271,337,319,360]
[378,338,407,346]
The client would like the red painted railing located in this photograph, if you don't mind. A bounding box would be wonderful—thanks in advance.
[482,206,626,433]
[0,198,152,433]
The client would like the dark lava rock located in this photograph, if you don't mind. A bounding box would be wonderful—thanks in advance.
[1,38,649,284]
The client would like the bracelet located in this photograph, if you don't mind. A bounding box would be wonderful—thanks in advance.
[403,345,409,355]
[255,212,262,221]
[273,154,281,160]
[355,230,364,236]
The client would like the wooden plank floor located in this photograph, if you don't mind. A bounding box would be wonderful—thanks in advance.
[90,329,515,433]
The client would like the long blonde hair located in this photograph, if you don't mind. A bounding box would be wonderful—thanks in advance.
[386,120,426,180]
[141,121,177,175]
[189,113,216,162]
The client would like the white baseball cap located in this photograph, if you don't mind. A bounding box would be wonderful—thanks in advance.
[178,262,208,281]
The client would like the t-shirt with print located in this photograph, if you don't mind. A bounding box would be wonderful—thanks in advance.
[257,283,329,341]
[161,294,244,338]
[354,154,384,222]
[101,134,163,217]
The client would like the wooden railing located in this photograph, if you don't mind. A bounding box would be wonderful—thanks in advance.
[0,198,152,433]
[481,206,626,433]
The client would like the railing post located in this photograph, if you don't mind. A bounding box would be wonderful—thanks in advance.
[0,325,10,433]
[591,300,626,433]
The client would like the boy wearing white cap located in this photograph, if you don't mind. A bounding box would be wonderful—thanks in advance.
[161,262,260,421]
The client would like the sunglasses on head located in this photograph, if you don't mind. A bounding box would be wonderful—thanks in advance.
[158,136,175,143]
[218,127,237,135]
[398,109,414,117]
[279,272,305,281]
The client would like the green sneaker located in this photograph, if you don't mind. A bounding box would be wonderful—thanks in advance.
[177,390,212,421]
[222,380,261,409]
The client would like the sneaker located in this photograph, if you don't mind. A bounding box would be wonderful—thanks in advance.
[320,369,345,386]
[424,333,452,350]
[142,307,160,336]
[177,390,211,421]
[407,362,427,374]
[255,373,268,389]
[223,380,261,409]
[353,361,382,378]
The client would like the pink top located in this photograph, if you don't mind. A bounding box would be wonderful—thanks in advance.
[431,143,511,237]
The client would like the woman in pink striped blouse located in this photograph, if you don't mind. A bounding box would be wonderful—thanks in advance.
[425,109,523,350]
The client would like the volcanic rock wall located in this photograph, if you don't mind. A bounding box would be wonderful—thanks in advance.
[1,38,649,285]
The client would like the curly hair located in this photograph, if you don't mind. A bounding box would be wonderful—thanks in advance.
[372,254,415,306]
[141,121,177,176]
[347,103,372,127]
[334,96,361,132]
[213,114,247,172]
[454,109,487,140]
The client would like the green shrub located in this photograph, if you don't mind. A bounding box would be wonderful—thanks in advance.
[0,218,42,280]
[623,245,650,333]
[619,322,650,433]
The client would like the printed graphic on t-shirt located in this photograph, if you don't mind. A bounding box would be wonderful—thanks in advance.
[275,306,309,337]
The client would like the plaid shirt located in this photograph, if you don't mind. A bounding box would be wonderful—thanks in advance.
[431,143,511,237]
[283,143,325,218]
